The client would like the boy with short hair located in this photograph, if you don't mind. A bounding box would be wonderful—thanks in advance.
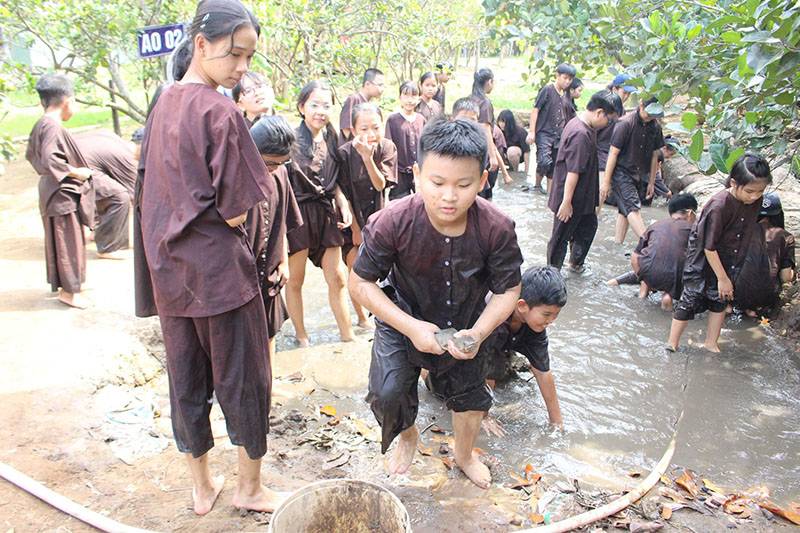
[340,68,385,141]
[527,63,576,194]
[607,193,698,311]
[487,266,566,427]
[607,73,638,106]
[600,97,666,243]
[25,73,95,309]
[433,61,453,110]
[546,90,616,271]
[232,71,275,127]
[349,119,523,489]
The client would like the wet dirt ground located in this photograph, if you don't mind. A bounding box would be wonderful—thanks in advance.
[1,149,799,532]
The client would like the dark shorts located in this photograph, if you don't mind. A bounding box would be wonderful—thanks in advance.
[479,169,499,200]
[287,200,344,267]
[159,295,271,459]
[535,132,560,178]
[639,172,670,207]
[672,268,728,321]
[262,292,288,339]
[366,322,493,453]
[611,169,642,216]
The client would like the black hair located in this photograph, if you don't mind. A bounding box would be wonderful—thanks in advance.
[351,102,383,129]
[726,153,773,188]
[250,115,295,156]
[570,77,584,90]
[419,71,436,85]
[452,97,480,116]
[399,81,420,96]
[471,68,494,98]
[758,212,785,229]
[186,0,260,63]
[232,70,268,102]
[609,92,624,116]
[667,192,698,215]
[418,118,487,169]
[520,266,567,308]
[362,68,384,86]
[296,79,337,159]
[497,109,518,145]
[642,96,659,107]
[169,38,193,82]
[556,63,577,77]
[586,90,617,115]
[35,73,73,108]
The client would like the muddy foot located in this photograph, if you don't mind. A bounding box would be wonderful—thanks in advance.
[606,279,619,286]
[388,427,418,474]
[457,452,491,489]
[96,250,126,260]
[192,474,224,516]
[295,337,310,348]
[232,485,289,514]
[703,342,721,353]
[356,319,375,330]
[57,291,90,309]
[665,343,678,352]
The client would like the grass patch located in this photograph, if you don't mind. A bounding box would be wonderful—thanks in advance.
[4,107,114,138]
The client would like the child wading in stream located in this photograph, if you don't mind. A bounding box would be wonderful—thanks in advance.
[349,119,523,489]
[667,154,772,352]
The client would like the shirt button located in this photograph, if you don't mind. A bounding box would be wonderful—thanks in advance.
[444,260,450,266]
[446,281,451,286]
[734,249,738,253]
[447,321,452,326]
[446,300,451,305]
[445,237,450,243]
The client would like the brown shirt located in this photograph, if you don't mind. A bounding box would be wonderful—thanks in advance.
[534,84,567,137]
[416,98,443,122]
[385,112,426,173]
[337,138,397,229]
[763,222,796,286]
[75,130,136,196]
[610,110,665,178]
[137,83,273,317]
[354,194,523,370]
[246,165,303,291]
[547,117,599,216]
[288,123,339,206]
[596,118,617,170]
[433,84,446,109]
[562,94,578,124]
[492,125,507,154]
[634,218,693,296]
[473,94,495,126]
[26,116,93,217]
[339,91,368,140]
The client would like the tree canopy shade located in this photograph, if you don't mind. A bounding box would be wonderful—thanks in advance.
[486,0,800,176]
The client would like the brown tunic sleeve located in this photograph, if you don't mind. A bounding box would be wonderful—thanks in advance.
[482,203,524,294]
[353,206,397,282]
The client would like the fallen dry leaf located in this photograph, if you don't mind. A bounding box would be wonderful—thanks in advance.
[659,475,671,485]
[628,470,643,478]
[440,456,455,470]
[702,478,726,495]
[612,518,631,529]
[756,500,800,525]
[738,507,752,520]
[660,504,673,520]
[430,424,445,433]
[529,513,545,524]
[322,450,350,470]
[349,417,381,442]
[319,405,337,417]
[659,486,688,503]
[524,464,542,483]
[675,470,699,498]
[629,520,664,532]
[417,445,433,457]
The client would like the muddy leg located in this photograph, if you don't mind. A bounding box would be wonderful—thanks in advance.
[185,453,224,516]
[452,410,490,489]
[667,319,688,352]
[703,311,725,353]
[388,425,418,474]
[232,448,288,513]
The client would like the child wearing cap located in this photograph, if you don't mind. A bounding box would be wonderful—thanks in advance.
[527,63,576,194]
[759,192,795,291]
[607,193,698,311]
[607,73,638,107]
[600,97,666,244]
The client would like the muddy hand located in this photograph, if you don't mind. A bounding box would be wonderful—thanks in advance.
[447,330,480,360]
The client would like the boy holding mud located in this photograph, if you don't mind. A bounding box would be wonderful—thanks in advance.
[349,119,523,489]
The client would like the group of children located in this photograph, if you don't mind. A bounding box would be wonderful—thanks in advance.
[24,0,793,515]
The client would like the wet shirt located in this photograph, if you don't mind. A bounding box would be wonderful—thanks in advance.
[339,91,368,139]
[596,118,617,170]
[75,130,136,195]
[547,117,599,216]
[137,83,273,317]
[562,94,578,124]
[473,94,495,126]
[763,222,796,288]
[288,123,339,206]
[634,218,693,296]
[610,111,665,178]
[246,165,303,291]
[534,84,567,137]
[337,138,397,229]
[354,194,523,370]
[26,116,92,217]
[385,112,426,173]
[416,98,443,122]
[493,319,550,372]
[504,125,531,154]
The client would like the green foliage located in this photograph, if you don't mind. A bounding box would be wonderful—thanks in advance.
[486,0,800,176]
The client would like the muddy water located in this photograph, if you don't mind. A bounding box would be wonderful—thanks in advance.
[275,176,800,510]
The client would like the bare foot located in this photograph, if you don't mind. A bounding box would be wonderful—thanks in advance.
[660,294,674,312]
[606,279,619,286]
[295,337,310,348]
[97,250,126,260]
[703,342,721,353]
[388,426,418,474]
[232,485,289,513]
[456,451,491,489]
[665,343,678,352]
[356,318,375,330]
[192,474,224,516]
[57,291,90,309]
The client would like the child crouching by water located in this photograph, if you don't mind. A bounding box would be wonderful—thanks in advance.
[667,155,772,352]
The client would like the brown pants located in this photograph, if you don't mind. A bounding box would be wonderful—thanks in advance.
[43,212,86,293]
[159,296,271,459]
[93,173,131,253]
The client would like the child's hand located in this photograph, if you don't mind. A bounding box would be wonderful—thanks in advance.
[336,199,353,230]
[526,132,535,145]
[73,167,93,181]
[353,134,374,159]
[718,277,734,301]
[599,182,611,205]
[408,321,446,355]
[277,261,290,288]
[556,201,573,223]
[447,328,483,360]
[646,181,655,200]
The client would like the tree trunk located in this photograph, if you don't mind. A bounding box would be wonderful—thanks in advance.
[474,38,480,71]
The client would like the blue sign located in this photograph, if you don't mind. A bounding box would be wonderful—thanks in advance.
[137,23,186,59]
